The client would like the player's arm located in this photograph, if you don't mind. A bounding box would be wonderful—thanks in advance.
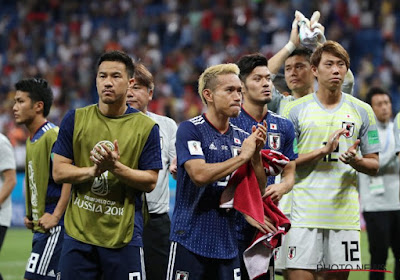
[250,122,268,195]
[0,169,16,206]
[264,160,295,203]
[53,154,100,184]
[38,183,71,231]
[108,162,159,193]
[295,128,347,167]
[185,126,266,187]
[268,18,299,74]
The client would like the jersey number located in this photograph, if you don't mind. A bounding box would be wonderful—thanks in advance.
[323,142,339,162]
[342,241,360,262]
[26,252,40,273]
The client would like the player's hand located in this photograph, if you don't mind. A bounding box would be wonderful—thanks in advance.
[38,213,59,231]
[252,120,267,154]
[24,216,33,230]
[169,157,177,179]
[323,128,347,155]
[339,139,360,164]
[243,213,277,234]
[263,183,287,204]
[90,140,120,172]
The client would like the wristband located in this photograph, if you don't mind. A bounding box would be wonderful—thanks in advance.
[285,41,296,54]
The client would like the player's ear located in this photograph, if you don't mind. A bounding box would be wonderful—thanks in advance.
[203,89,213,104]
[34,101,44,114]
[311,65,318,78]
[128,77,135,88]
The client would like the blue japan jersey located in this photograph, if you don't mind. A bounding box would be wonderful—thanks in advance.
[230,107,298,242]
[171,114,249,259]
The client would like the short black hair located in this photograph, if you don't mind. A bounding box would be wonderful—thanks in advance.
[97,50,135,78]
[236,53,268,82]
[15,78,53,117]
[365,86,392,105]
[287,48,313,61]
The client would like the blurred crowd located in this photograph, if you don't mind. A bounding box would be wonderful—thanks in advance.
[0,0,399,169]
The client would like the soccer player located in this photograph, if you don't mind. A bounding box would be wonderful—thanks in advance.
[52,50,162,280]
[232,53,298,280]
[167,63,268,280]
[282,41,380,280]
[266,16,354,277]
[13,78,71,280]
[359,87,400,280]
[126,62,177,280]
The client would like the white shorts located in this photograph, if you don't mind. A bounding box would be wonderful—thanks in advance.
[274,233,288,270]
[273,215,290,271]
[283,228,361,271]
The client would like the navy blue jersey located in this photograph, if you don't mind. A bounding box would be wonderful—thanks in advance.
[53,105,162,247]
[230,107,298,242]
[171,114,249,259]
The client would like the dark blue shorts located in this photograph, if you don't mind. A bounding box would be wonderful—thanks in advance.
[166,242,241,280]
[59,234,145,280]
[24,225,64,280]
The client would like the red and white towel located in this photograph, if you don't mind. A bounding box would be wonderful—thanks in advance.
[220,149,291,279]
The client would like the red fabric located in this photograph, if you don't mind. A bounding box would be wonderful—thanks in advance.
[220,149,290,225]
[219,149,291,279]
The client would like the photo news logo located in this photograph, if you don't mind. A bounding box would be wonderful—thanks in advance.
[316,263,392,274]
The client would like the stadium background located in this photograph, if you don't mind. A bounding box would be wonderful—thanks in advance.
[0,0,399,279]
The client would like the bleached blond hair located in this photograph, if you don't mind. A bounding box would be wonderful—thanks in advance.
[198,63,240,105]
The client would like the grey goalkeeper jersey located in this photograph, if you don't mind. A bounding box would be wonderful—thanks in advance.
[146,112,177,214]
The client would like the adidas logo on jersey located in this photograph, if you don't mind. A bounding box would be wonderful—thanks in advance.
[47,269,56,277]
[209,143,217,150]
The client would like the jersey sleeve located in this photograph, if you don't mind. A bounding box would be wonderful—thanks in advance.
[358,105,381,155]
[138,124,163,171]
[52,109,75,160]
[394,113,400,154]
[0,134,15,172]
[176,121,205,167]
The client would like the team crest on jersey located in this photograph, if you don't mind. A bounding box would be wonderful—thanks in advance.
[176,270,189,280]
[342,121,355,138]
[268,133,281,150]
[288,246,296,260]
[274,247,281,260]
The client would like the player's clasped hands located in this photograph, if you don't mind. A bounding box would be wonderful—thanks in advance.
[90,140,120,174]
[240,121,267,161]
